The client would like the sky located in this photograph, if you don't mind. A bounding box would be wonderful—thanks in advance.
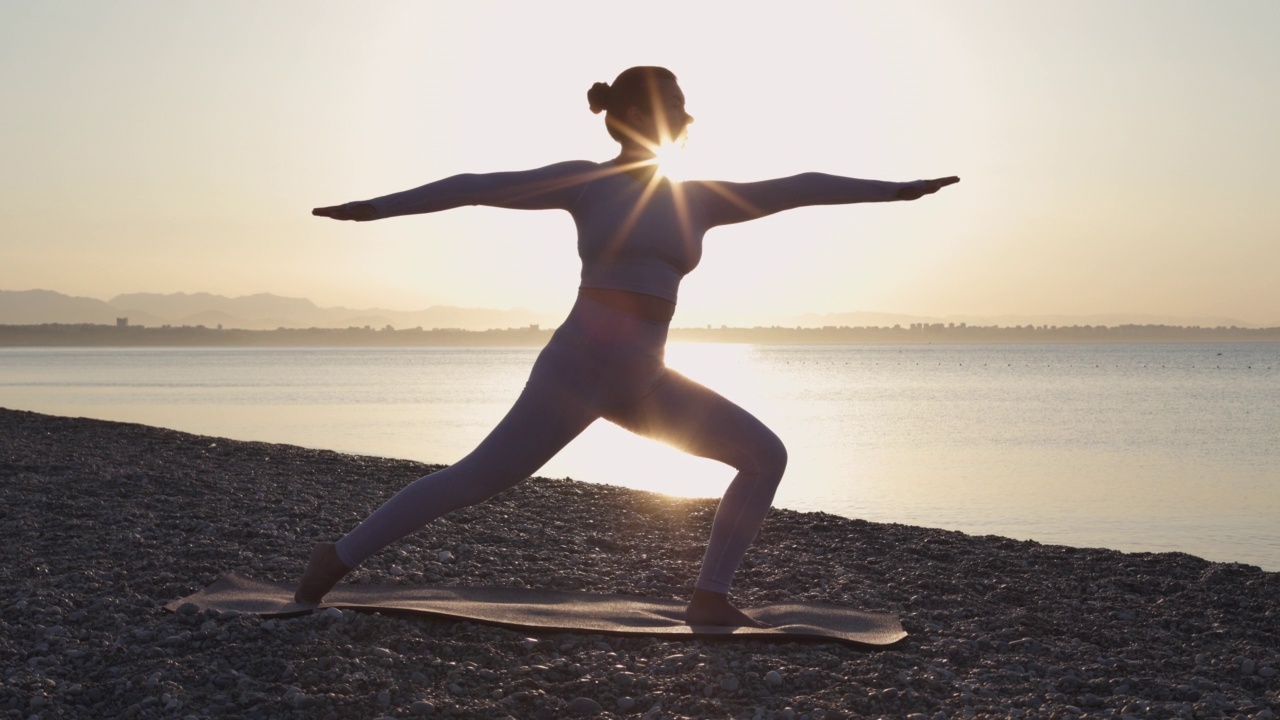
[3,0,1278,327]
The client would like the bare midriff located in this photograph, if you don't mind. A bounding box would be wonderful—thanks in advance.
[579,287,676,323]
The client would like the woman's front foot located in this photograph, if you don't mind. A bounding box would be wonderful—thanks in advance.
[684,588,770,628]
[294,542,351,604]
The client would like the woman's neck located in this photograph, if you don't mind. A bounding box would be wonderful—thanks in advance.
[613,145,657,167]
[612,148,662,184]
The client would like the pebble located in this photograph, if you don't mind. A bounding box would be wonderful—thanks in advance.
[567,696,603,715]
[4,410,1279,720]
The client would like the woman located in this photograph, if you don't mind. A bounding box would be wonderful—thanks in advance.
[299,66,958,627]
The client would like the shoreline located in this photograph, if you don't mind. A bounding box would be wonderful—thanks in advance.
[2,408,1277,718]
[5,323,1280,347]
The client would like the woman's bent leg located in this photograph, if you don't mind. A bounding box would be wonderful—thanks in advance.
[334,379,598,569]
[608,370,787,621]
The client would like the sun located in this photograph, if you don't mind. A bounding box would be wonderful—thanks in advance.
[653,140,691,182]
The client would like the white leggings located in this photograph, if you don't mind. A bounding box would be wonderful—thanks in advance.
[335,295,787,594]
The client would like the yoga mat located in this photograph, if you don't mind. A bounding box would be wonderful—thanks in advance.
[166,573,906,648]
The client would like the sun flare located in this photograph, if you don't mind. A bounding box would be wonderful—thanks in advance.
[653,141,691,182]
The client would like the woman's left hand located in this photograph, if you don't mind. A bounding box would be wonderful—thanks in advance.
[312,202,377,221]
[896,176,960,201]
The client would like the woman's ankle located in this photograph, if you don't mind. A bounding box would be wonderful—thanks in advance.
[294,542,352,604]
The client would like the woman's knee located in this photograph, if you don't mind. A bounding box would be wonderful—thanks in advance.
[748,426,788,482]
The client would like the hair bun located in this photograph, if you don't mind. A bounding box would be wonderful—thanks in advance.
[587,82,612,114]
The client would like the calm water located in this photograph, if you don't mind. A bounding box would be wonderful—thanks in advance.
[3,343,1278,570]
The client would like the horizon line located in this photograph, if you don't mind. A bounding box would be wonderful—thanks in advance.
[2,287,1274,328]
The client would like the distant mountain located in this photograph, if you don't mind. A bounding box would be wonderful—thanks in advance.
[1,290,555,331]
[940,313,1253,329]
[109,292,337,329]
[777,310,1255,329]
[0,290,166,327]
[2,289,1263,331]
[110,292,326,325]
[780,311,940,328]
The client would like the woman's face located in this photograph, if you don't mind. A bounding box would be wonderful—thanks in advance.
[631,78,692,147]
[652,78,692,144]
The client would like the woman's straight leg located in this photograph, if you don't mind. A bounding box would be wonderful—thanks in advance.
[334,372,599,568]
[296,312,610,603]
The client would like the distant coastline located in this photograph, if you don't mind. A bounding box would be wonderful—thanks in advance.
[3,322,1279,347]
[4,289,1275,335]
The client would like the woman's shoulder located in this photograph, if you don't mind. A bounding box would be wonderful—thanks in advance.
[542,159,605,170]
[511,160,614,188]
[528,159,609,175]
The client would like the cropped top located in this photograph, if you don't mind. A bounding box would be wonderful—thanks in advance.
[363,160,914,304]
[571,165,704,303]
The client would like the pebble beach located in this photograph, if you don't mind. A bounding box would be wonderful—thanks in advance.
[2,407,1278,720]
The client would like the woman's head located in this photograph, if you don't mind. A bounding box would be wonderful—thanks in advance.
[588,66,691,150]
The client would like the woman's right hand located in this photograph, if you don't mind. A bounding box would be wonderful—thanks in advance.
[895,176,960,201]
[312,202,377,221]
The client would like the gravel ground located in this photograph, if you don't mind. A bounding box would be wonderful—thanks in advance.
[2,407,1278,720]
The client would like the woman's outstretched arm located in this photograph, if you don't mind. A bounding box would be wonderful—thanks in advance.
[312,160,603,221]
[693,174,959,227]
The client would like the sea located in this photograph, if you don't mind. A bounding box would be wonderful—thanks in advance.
[2,342,1277,570]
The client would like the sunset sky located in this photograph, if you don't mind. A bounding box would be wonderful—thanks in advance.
[4,1,1278,327]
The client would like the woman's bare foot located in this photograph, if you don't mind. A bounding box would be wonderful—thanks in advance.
[294,542,352,604]
[684,589,770,628]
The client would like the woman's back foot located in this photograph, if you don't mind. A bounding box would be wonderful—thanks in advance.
[294,542,351,604]
[684,588,770,628]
